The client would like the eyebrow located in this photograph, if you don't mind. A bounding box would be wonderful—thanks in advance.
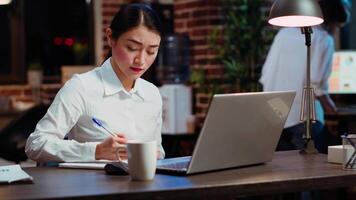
[127,39,159,48]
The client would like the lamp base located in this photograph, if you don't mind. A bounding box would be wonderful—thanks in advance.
[300,138,318,154]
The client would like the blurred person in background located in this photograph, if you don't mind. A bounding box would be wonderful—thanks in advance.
[260,0,351,153]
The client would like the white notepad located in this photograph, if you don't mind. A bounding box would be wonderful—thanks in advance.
[58,160,127,169]
[58,163,107,169]
[0,165,34,184]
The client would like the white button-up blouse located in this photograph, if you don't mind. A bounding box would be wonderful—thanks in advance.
[25,58,165,162]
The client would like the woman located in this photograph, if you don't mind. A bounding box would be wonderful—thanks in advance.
[260,0,350,153]
[25,3,165,162]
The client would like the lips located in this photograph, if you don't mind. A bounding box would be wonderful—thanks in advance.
[130,67,144,73]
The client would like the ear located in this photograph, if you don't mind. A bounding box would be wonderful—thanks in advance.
[106,28,114,47]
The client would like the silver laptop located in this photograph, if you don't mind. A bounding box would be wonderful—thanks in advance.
[156,91,296,175]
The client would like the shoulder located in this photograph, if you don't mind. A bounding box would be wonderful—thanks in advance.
[139,78,158,90]
[73,67,101,85]
[137,78,161,103]
[54,67,102,103]
[69,67,103,94]
[138,78,161,95]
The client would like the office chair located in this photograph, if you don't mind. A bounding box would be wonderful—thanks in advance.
[0,103,49,163]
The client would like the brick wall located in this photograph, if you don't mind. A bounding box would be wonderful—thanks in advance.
[174,0,224,79]
[0,84,61,112]
[173,0,222,130]
[174,0,274,79]
[100,0,128,61]
[173,0,224,129]
[174,0,273,129]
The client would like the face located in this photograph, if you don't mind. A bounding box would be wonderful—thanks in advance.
[107,26,161,87]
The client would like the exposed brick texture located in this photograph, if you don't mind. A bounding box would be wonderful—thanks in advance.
[101,0,126,58]
[174,0,273,130]
[0,84,61,111]
[174,0,224,77]
[174,0,225,129]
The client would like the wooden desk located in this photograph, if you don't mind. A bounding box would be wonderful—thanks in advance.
[1,151,356,200]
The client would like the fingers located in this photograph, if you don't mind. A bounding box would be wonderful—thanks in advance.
[105,133,126,146]
[111,135,127,160]
[114,145,127,161]
[113,133,127,144]
[115,133,126,138]
[116,148,128,160]
[98,133,128,160]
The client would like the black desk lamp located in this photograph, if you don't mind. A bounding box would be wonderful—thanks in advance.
[268,0,324,153]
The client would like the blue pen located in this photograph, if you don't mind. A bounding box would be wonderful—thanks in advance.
[92,117,116,137]
[92,117,126,151]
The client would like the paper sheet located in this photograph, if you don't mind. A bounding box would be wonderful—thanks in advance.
[58,163,107,169]
[58,160,128,169]
[0,165,34,184]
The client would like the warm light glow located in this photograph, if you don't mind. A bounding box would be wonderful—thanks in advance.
[268,16,324,27]
[53,37,63,46]
[64,38,75,47]
[0,0,11,5]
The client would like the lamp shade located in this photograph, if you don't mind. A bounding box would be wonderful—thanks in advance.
[268,0,324,27]
[0,0,11,5]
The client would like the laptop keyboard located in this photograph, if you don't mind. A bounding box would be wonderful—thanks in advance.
[157,160,189,170]
[156,156,191,171]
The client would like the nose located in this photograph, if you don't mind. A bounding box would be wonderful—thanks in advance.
[134,51,145,66]
[134,57,141,64]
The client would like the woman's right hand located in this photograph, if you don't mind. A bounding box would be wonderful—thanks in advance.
[95,133,127,160]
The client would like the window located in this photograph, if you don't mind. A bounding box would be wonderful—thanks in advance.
[25,0,94,83]
[0,4,11,74]
[0,0,25,84]
[0,0,94,84]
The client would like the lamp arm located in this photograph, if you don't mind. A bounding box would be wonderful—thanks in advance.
[301,27,312,47]
[300,26,316,145]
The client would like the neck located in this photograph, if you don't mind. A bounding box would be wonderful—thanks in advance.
[110,58,134,92]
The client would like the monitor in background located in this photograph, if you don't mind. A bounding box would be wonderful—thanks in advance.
[329,51,356,94]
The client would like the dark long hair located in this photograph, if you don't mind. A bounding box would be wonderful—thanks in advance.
[105,3,162,59]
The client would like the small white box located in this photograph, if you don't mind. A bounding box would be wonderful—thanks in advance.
[159,84,192,134]
[327,145,343,164]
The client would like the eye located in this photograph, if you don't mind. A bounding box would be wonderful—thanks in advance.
[147,51,156,55]
[127,46,138,51]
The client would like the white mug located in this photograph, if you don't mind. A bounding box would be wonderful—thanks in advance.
[127,140,157,181]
